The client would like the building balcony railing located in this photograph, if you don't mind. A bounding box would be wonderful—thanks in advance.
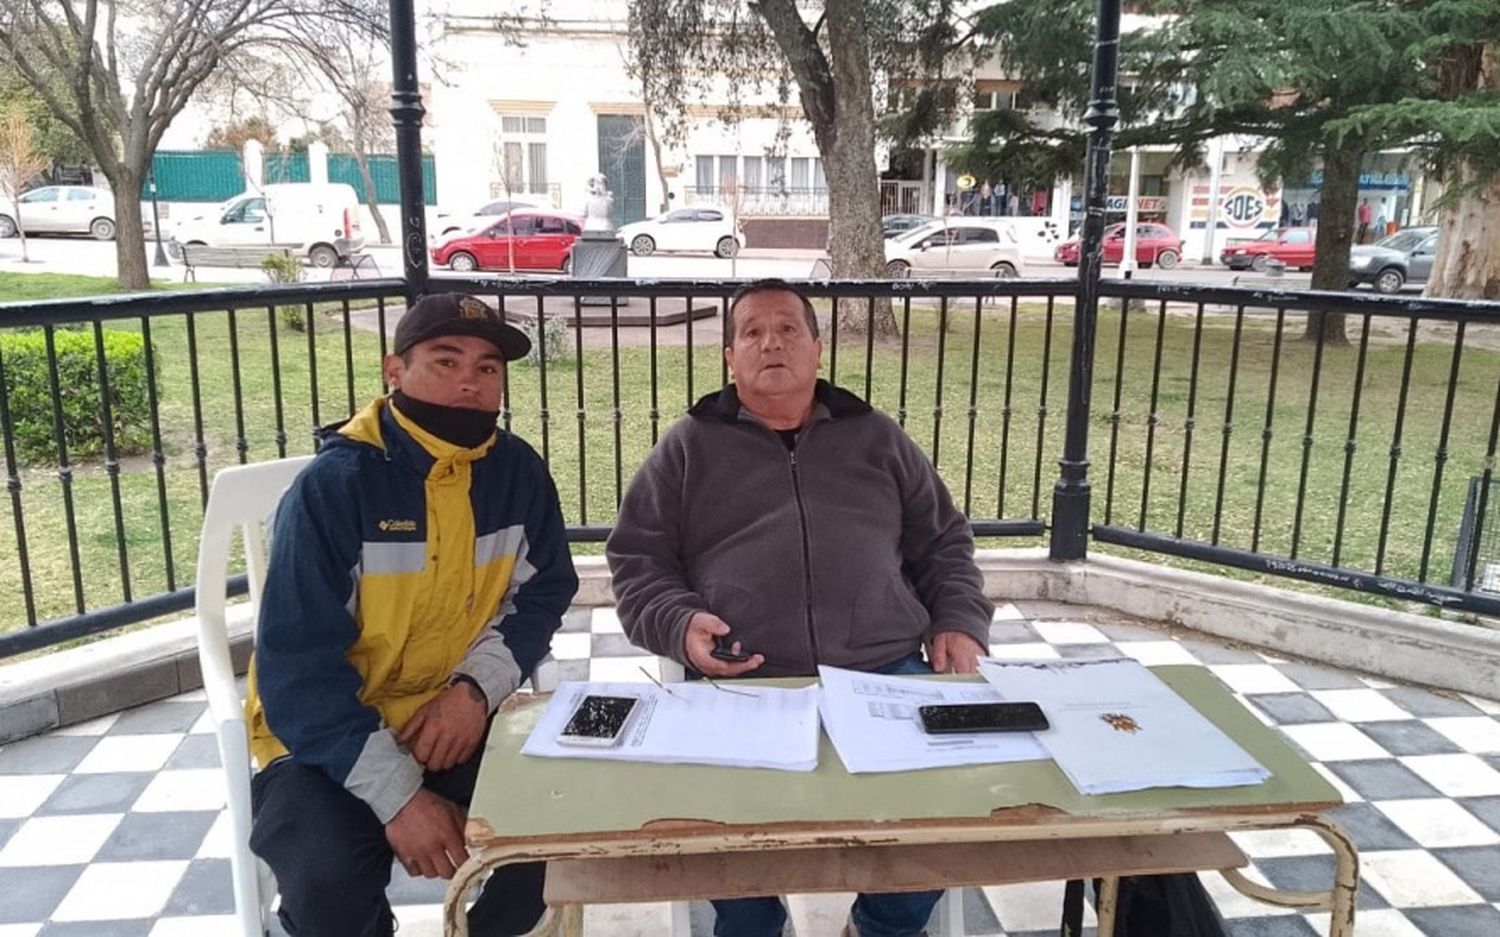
[684,185,830,217]
[488,182,564,208]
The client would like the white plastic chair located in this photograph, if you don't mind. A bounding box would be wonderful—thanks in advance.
[197,456,563,937]
[195,455,314,937]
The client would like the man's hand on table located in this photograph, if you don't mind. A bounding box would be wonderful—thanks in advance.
[385,788,468,879]
[398,680,489,772]
[929,631,985,674]
[683,611,764,677]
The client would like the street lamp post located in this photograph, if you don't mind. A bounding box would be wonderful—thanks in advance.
[149,171,169,267]
[1049,0,1122,561]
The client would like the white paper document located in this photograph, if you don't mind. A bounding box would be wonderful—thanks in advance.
[979,657,1270,794]
[816,665,1049,773]
[521,681,821,771]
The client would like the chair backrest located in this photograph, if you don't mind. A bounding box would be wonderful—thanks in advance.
[194,456,315,720]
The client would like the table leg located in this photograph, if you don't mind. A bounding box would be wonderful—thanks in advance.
[445,851,486,937]
[1218,815,1359,936]
[560,904,584,937]
[1095,876,1119,937]
[1307,816,1358,937]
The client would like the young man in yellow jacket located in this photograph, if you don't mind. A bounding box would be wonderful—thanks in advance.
[246,293,578,936]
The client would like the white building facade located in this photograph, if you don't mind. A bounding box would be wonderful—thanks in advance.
[430,0,831,238]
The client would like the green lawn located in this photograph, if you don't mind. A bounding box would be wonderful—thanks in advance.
[3,275,1498,631]
[0,271,228,302]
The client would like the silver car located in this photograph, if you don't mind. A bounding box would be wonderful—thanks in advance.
[884,219,1026,278]
[0,185,116,240]
[1348,226,1438,293]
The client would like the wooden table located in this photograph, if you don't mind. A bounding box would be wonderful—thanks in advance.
[446,666,1357,936]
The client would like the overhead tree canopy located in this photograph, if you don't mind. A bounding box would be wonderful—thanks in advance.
[203,1,401,244]
[203,116,279,152]
[937,0,1500,334]
[0,74,90,170]
[0,0,381,289]
[1331,34,1500,300]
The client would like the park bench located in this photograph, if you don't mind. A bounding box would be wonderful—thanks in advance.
[177,244,296,283]
[176,243,381,282]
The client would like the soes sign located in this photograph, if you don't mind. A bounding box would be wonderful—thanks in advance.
[1189,184,1281,230]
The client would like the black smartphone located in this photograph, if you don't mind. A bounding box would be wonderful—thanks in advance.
[556,694,640,747]
[709,635,753,663]
[917,701,1049,734]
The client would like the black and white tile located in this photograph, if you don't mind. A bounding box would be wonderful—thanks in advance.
[0,602,1497,936]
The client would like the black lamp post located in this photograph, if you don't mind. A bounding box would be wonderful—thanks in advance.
[149,169,169,267]
[1048,0,1121,561]
[389,0,430,303]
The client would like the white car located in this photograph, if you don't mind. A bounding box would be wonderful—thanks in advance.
[619,207,744,258]
[435,197,546,237]
[0,185,116,240]
[883,219,1026,278]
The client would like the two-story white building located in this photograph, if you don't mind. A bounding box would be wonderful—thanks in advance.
[429,0,838,246]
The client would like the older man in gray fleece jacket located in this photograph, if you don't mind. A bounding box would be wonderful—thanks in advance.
[606,278,994,937]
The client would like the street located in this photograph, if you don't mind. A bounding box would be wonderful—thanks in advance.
[0,233,1393,294]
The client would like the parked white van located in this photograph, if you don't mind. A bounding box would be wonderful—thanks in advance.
[170,183,365,267]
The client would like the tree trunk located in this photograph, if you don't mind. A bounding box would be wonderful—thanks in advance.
[757,0,895,335]
[353,149,391,244]
[1425,168,1500,300]
[10,198,31,262]
[1303,140,1360,345]
[109,167,150,290]
[822,0,894,335]
[643,107,672,215]
[1425,43,1500,300]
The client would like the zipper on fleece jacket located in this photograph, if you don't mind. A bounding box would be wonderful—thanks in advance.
[786,446,820,667]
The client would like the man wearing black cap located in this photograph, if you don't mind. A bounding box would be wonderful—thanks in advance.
[245,292,578,936]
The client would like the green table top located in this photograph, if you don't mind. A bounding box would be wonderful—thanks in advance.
[468,665,1340,846]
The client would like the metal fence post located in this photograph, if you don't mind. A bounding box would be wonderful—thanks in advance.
[389,0,429,305]
[1049,0,1122,560]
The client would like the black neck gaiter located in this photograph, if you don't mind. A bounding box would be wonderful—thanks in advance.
[390,391,498,449]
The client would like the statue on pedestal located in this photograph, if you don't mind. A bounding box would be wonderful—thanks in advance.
[583,174,615,234]
[572,173,628,296]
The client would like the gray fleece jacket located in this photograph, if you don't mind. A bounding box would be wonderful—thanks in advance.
[607,380,993,677]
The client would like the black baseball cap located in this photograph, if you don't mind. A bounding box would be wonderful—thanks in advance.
[393,292,531,361]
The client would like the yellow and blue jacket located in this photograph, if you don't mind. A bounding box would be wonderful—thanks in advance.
[245,397,577,822]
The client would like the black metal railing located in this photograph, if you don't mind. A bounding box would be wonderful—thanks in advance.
[2,275,1498,657]
[0,279,406,655]
[1092,279,1500,617]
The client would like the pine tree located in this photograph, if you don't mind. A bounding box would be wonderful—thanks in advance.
[960,0,1500,339]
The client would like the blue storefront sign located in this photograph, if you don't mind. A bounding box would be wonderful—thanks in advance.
[1304,171,1410,191]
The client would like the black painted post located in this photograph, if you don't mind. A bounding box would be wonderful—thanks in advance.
[149,170,169,268]
[388,0,429,304]
[1049,0,1121,560]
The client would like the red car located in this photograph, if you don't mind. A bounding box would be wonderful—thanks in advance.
[1219,226,1317,271]
[430,211,582,273]
[1054,222,1183,269]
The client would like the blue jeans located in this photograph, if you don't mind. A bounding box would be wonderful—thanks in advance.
[710,651,944,937]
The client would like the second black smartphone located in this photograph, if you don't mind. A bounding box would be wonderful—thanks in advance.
[709,635,753,663]
[917,701,1049,734]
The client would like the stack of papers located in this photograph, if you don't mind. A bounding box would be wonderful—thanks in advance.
[521,680,821,771]
[979,658,1269,794]
[817,666,1048,773]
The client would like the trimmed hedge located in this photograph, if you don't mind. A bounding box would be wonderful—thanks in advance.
[0,328,154,464]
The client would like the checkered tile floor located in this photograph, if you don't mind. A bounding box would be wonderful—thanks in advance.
[2,602,1499,937]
